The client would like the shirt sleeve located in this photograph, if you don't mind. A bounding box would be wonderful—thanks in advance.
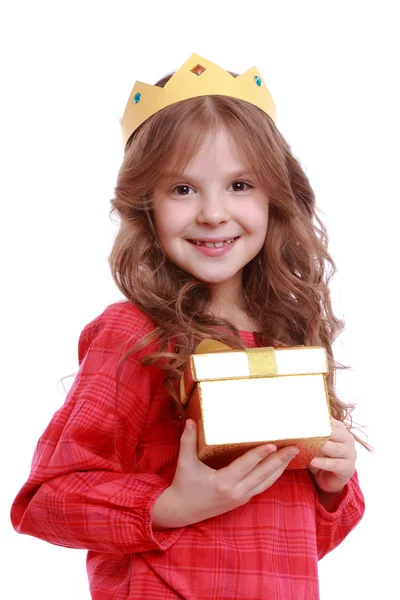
[10,303,184,554]
[315,469,365,559]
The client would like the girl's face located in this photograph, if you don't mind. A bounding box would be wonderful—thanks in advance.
[152,127,269,295]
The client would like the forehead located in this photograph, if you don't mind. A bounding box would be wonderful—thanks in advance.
[165,125,251,176]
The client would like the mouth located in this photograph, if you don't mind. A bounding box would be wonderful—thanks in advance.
[188,237,239,248]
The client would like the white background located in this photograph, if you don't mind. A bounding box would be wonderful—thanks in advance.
[1,1,398,598]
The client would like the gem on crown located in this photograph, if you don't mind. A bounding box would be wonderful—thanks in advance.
[254,76,262,86]
[133,92,141,104]
[191,64,206,76]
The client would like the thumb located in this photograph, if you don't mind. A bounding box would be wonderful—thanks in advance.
[307,463,319,476]
[308,450,324,474]
[178,419,199,463]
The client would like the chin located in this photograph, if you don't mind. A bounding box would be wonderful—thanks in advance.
[192,271,240,284]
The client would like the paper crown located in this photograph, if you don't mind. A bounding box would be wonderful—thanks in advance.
[120,53,276,146]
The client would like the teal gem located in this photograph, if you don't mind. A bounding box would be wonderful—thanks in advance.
[133,92,141,104]
[254,76,262,87]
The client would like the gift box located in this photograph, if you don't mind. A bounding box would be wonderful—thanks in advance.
[180,340,332,469]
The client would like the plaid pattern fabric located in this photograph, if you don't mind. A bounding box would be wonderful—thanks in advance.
[11,301,365,599]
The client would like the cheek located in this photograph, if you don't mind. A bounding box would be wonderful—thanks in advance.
[245,203,269,235]
[153,204,188,246]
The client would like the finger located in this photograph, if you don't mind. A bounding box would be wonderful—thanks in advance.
[309,456,344,472]
[250,463,288,497]
[238,446,299,492]
[317,440,350,459]
[329,419,351,442]
[178,419,199,465]
[220,443,278,486]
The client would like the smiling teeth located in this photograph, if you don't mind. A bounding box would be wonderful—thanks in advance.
[192,238,236,247]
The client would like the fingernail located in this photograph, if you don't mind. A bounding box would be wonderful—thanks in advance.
[259,444,276,457]
[264,444,277,453]
[185,419,194,431]
[288,449,299,459]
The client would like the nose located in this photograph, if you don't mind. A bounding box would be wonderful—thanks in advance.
[196,192,230,226]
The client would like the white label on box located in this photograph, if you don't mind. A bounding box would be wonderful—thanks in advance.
[200,374,331,444]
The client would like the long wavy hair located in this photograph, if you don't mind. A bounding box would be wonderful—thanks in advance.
[109,72,367,447]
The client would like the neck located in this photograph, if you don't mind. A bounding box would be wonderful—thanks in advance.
[209,274,244,309]
[208,278,256,332]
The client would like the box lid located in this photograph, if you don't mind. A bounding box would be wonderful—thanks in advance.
[180,341,328,405]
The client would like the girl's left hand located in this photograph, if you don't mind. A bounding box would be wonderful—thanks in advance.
[308,418,357,494]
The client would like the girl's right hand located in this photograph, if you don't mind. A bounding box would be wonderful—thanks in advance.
[151,419,299,529]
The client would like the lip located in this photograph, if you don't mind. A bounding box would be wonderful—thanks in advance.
[189,236,238,243]
[187,236,240,257]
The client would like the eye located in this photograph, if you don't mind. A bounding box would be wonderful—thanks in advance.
[229,181,252,192]
[172,185,195,196]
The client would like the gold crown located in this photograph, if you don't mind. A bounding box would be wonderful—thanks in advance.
[120,53,276,146]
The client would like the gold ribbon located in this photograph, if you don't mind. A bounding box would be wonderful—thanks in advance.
[195,339,231,354]
[246,348,277,377]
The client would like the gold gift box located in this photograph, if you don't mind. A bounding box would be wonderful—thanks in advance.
[180,340,332,469]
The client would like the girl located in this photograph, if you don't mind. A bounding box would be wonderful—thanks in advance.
[11,53,365,600]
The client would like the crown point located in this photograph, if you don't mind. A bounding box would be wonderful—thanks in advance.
[133,92,142,104]
[254,75,262,87]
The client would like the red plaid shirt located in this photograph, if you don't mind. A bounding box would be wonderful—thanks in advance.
[11,301,365,599]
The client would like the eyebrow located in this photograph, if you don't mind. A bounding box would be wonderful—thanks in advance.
[161,170,255,181]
